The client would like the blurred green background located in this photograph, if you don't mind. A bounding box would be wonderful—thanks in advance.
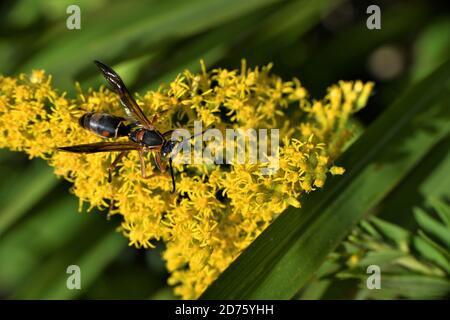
[0,0,448,299]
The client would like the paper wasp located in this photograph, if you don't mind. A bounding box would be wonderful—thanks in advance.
[58,60,179,192]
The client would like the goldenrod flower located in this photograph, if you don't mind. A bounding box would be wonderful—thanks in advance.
[0,62,373,299]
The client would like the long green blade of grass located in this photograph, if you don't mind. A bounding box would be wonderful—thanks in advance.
[0,160,58,236]
[42,231,126,299]
[201,59,450,299]
[0,195,84,292]
[19,0,280,89]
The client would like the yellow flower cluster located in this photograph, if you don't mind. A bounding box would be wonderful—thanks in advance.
[0,62,373,299]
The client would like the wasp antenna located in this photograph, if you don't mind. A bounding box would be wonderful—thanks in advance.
[189,127,210,140]
[169,158,176,193]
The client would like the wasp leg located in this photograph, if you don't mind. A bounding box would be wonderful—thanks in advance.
[108,151,127,183]
[169,157,176,193]
[154,151,167,172]
[139,149,147,178]
[154,152,175,193]
[162,130,175,139]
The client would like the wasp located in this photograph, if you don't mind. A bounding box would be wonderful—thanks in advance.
[58,60,179,192]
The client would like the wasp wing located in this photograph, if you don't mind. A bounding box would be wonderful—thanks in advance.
[58,141,141,154]
[94,60,153,129]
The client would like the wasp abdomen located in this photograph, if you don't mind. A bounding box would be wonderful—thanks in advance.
[79,112,130,138]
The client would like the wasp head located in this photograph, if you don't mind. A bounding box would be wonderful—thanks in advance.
[161,140,178,159]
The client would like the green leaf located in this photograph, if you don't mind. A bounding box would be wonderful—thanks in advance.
[42,232,127,299]
[299,2,432,88]
[412,234,450,274]
[138,0,340,93]
[296,279,331,300]
[370,217,410,248]
[367,275,450,299]
[20,0,281,89]
[201,60,450,299]
[377,137,450,229]
[428,197,450,228]
[412,19,450,82]
[414,207,450,247]
[357,250,407,267]
[359,220,382,239]
[0,195,87,292]
[0,159,58,236]
[12,226,126,299]
[245,0,340,48]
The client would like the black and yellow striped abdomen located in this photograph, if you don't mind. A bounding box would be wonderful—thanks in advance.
[78,112,130,138]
